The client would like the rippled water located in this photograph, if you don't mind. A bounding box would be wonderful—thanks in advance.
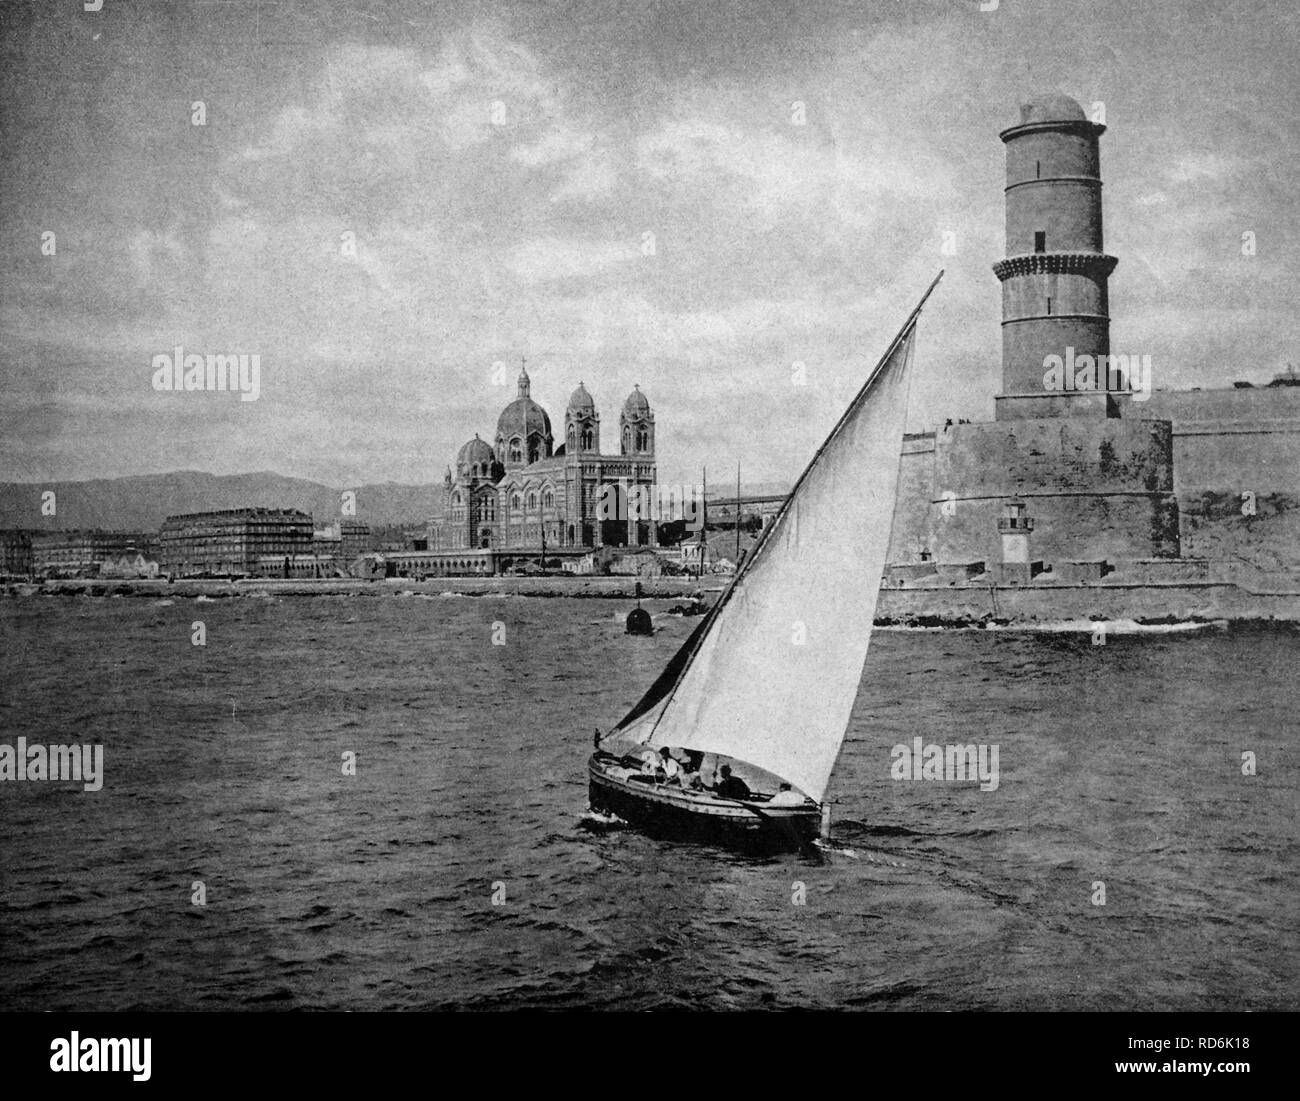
[0,593,1295,1010]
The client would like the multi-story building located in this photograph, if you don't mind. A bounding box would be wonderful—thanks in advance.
[0,530,34,576]
[30,531,157,578]
[159,508,313,577]
[312,519,371,561]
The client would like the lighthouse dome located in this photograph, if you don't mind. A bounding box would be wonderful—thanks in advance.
[1018,92,1087,125]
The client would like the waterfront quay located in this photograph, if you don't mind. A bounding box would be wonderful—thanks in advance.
[7,576,715,600]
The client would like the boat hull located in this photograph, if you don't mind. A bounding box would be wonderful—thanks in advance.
[587,752,820,851]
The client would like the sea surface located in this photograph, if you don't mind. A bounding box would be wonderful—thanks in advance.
[1,592,1296,1011]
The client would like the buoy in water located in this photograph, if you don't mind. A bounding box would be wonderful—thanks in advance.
[625,607,653,635]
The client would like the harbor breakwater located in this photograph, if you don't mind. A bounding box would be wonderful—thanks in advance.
[6,575,1299,626]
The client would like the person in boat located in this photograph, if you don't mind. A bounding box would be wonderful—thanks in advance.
[712,764,751,801]
[677,752,706,791]
[657,747,681,784]
[768,782,805,807]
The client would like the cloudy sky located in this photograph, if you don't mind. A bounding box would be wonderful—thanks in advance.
[1,0,1296,488]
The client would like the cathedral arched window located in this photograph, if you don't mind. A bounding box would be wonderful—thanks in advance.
[509,437,523,464]
[451,492,462,505]
[636,428,648,451]
[581,429,593,450]
[568,427,576,450]
[527,492,538,511]
[622,426,631,453]
[511,493,521,510]
[528,436,541,464]
[543,489,554,510]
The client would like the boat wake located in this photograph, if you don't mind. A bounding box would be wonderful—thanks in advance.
[577,808,630,832]
[812,837,858,859]
[823,819,916,868]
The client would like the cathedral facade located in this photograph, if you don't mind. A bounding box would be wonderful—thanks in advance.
[430,367,658,557]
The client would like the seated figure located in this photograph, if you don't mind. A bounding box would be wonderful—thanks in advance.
[657,747,681,784]
[713,764,751,800]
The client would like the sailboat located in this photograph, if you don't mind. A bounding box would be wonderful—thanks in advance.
[588,273,943,849]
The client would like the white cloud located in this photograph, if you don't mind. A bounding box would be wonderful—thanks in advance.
[1166,152,1238,184]
[127,228,185,289]
[509,125,594,167]
[507,236,639,282]
[550,153,618,202]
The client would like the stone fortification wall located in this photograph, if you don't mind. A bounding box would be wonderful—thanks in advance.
[1142,387,1300,570]
[928,417,1179,565]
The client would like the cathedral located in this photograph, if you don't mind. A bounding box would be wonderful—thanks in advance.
[430,366,658,558]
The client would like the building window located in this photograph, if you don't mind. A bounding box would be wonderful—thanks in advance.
[511,493,521,510]
[581,428,593,450]
[509,438,522,463]
[528,492,537,510]
[543,490,554,509]
[1046,296,1052,315]
[1035,160,1040,179]
[1034,231,1046,253]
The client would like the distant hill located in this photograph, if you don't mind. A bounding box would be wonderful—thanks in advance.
[0,471,444,532]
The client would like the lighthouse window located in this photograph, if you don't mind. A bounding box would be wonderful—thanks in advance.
[1047,296,1052,315]
[1034,231,1046,253]
[1035,160,1041,179]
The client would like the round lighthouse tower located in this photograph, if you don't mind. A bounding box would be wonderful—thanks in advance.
[993,93,1118,420]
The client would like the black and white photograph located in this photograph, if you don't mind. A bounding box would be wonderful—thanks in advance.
[0,0,1294,1072]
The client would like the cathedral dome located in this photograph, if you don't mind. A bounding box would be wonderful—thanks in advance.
[496,396,552,441]
[1017,92,1087,125]
[457,435,494,468]
[496,366,553,443]
[495,364,554,465]
[622,385,650,415]
[567,382,595,414]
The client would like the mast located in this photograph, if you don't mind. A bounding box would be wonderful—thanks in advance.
[735,460,741,567]
[699,466,708,580]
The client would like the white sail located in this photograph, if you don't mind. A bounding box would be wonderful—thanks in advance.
[611,286,932,803]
